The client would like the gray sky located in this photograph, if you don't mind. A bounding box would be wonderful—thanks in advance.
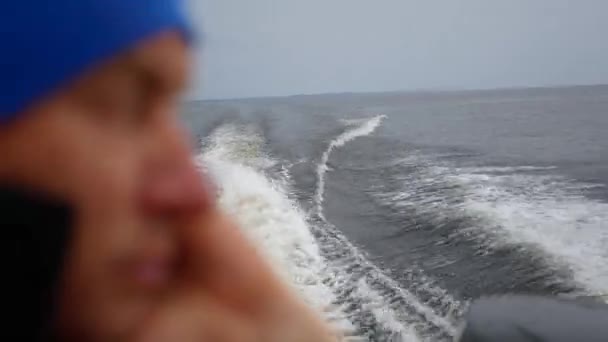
[187,0,608,100]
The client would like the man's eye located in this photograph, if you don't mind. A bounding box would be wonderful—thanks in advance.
[122,88,151,126]
[88,88,151,129]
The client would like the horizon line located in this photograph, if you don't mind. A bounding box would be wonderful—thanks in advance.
[187,82,608,103]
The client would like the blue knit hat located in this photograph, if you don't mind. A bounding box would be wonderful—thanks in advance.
[0,0,193,122]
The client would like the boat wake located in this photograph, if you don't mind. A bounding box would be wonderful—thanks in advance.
[315,115,386,220]
[196,117,463,341]
[372,150,608,297]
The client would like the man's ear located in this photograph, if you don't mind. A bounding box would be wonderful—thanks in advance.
[0,185,74,341]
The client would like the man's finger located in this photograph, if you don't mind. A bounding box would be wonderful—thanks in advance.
[180,208,290,314]
[177,209,337,342]
[133,290,257,342]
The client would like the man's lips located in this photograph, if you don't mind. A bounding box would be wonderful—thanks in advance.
[125,236,178,291]
[133,256,173,289]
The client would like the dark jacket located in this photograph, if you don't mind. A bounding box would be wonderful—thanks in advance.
[1,186,72,341]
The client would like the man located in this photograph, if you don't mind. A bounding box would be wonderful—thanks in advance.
[1,1,334,341]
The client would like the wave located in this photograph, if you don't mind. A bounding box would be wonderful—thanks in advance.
[200,123,277,170]
[315,115,386,219]
[198,119,463,341]
[312,219,463,341]
[197,116,464,341]
[198,125,358,338]
[309,115,462,340]
[461,165,559,173]
[451,171,608,295]
[375,152,608,297]
[339,118,375,126]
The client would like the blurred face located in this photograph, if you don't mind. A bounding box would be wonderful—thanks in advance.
[0,32,209,340]
[0,30,336,342]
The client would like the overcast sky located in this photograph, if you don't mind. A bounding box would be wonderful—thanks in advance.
[187,0,608,100]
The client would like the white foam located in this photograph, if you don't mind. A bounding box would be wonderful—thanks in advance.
[198,125,357,336]
[202,124,277,170]
[199,120,461,341]
[462,166,559,173]
[378,155,608,295]
[317,221,461,340]
[451,172,608,295]
[354,279,421,341]
[339,118,373,126]
[315,115,386,219]
[313,116,461,340]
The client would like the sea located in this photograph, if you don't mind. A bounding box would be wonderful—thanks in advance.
[181,85,608,341]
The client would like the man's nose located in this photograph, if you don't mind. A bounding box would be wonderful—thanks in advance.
[139,119,215,217]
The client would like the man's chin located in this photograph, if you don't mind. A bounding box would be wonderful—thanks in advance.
[57,290,163,342]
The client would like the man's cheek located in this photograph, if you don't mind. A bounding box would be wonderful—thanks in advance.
[62,153,143,287]
[58,199,162,339]
[73,152,152,282]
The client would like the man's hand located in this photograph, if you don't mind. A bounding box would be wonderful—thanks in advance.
[133,205,337,341]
